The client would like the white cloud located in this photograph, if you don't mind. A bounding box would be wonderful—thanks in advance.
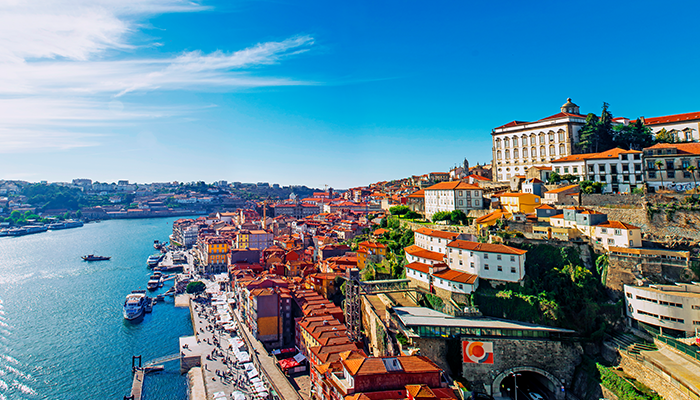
[0,1,316,153]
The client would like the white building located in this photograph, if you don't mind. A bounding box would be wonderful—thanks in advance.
[423,181,482,221]
[445,240,527,283]
[404,245,445,265]
[585,148,643,193]
[492,98,587,182]
[413,227,461,255]
[640,111,700,142]
[624,283,700,335]
[405,262,479,295]
[592,221,642,249]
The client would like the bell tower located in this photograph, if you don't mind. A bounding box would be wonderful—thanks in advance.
[561,98,580,114]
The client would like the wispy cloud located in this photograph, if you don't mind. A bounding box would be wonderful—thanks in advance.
[0,1,316,153]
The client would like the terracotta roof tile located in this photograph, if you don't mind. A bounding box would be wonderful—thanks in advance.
[447,240,527,255]
[595,220,641,230]
[425,181,480,191]
[404,245,445,261]
[414,227,460,240]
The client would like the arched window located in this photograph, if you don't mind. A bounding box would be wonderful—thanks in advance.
[512,137,518,147]
[530,135,536,145]
[539,134,545,144]
[504,137,510,148]
[496,139,501,149]
[558,130,565,142]
[549,145,555,156]
[522,148,527,158]
[559,144,565,154]
[531,147,536,157]
[548,131,554,142]
[513,149,519,159]
[505,150,510,159]
[497,150,502,159]
[540,146,545,156]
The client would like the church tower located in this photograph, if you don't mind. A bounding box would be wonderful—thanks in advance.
[463,158,469,173]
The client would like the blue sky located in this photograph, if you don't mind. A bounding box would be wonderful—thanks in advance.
[1,1,699,188]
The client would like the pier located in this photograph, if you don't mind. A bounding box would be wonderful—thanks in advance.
[127,355,175,400]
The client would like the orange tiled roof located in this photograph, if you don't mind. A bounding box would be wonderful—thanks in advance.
[404,245,445,261]
[588,147,641,159]
[595,220,641,230]
[639,111,700,125]
[425,181,480,191]
[644,142,700,155]
[407,189,425,198]
[447,240,527,255]
[414,227,460,240]
[405,261,431,274]
[545,184,580,194]
[433,268,477,284]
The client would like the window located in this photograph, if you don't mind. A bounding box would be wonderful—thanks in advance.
[647,160,656,170]
[459,249,462,255]
[540,146,545,156]
[666,160,674,170]
[513,149,519,159]
[601,228,607,234]
[496,140,501,149]
[539,135,544,144]
[470,262,474,268]
[459,284,463,289]
[559,144,565,155]
[693,305,700,310]
[629,240,634,247]
[505,150,510,159]
[588,165,594,173]
[497,151,502,159]
[511,267,516,273]
[558,131,565,141]
[648,171,656,179]
[531,148,536,157]
[484,264,489,270]
[497,265,503,271]
[497,255,502,260]
[510,256,515,262]
[626,292,632,298]
[607,238,615,244]
[614,229,621,235]
[573,167,578,173]
[694,321,700,325]
[459,260,463,265]
[470,252,473,256]
[530,136,536,145]
[484,254,488,259]
[564,167,569,173]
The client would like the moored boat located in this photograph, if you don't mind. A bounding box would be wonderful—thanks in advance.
[146,253,163,267]
[82,254,111,261]
[123,290,148,320]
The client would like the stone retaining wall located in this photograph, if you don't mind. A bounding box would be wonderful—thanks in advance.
[619,352,694,400]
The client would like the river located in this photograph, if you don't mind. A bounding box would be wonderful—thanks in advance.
[0,217,192,400]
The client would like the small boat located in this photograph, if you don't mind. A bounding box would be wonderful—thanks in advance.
[82,254,111,261]
[146,254,163,268]
[123,290,148,320]
[147,279,161,290]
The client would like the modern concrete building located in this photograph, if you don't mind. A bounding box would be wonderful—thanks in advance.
[624,283,700,336]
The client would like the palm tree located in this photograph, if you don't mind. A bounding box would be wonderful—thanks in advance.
[655,160,664,191]
[687,165,698,193]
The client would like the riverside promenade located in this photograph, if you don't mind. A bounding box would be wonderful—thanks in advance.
[187,298,255,399]
[232,309,303,400]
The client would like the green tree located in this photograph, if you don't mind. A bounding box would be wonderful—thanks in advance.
[431,211,452,222]
[389,205,410,216]
[578,102,615,153]
[548,171,561,184]
[405,210,421,220]
[450,210,468,225]
[186,281,206,294]
[655,160,665,189]
[580,180,604,194]
[655,127,676,144]
[612,119,654,150]
[687,165,698,193]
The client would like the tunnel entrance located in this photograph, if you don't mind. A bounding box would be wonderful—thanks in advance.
[492,368,563,400]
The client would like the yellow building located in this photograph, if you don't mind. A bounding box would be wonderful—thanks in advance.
[498,193,542,214]
[199,236,230,273]
[474,210,511,231]
[356,241,387,270]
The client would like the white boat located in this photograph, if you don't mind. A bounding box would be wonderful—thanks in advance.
[123,290,148,320]
[146,254,162,267]
[146,279,161,291]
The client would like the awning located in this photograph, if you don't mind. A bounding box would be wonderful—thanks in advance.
[293,353,306,363]
[247,368,259,379]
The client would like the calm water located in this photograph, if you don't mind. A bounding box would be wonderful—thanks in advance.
[0,217,192,400]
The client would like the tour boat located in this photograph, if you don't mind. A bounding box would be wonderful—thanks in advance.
[123,290,148,320]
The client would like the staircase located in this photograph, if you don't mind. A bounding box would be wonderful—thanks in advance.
[607,331,657,354]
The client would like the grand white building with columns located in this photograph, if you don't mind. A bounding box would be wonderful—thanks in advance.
[492,98,588,182]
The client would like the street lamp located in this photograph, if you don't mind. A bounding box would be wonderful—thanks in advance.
[511,372,522,400]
